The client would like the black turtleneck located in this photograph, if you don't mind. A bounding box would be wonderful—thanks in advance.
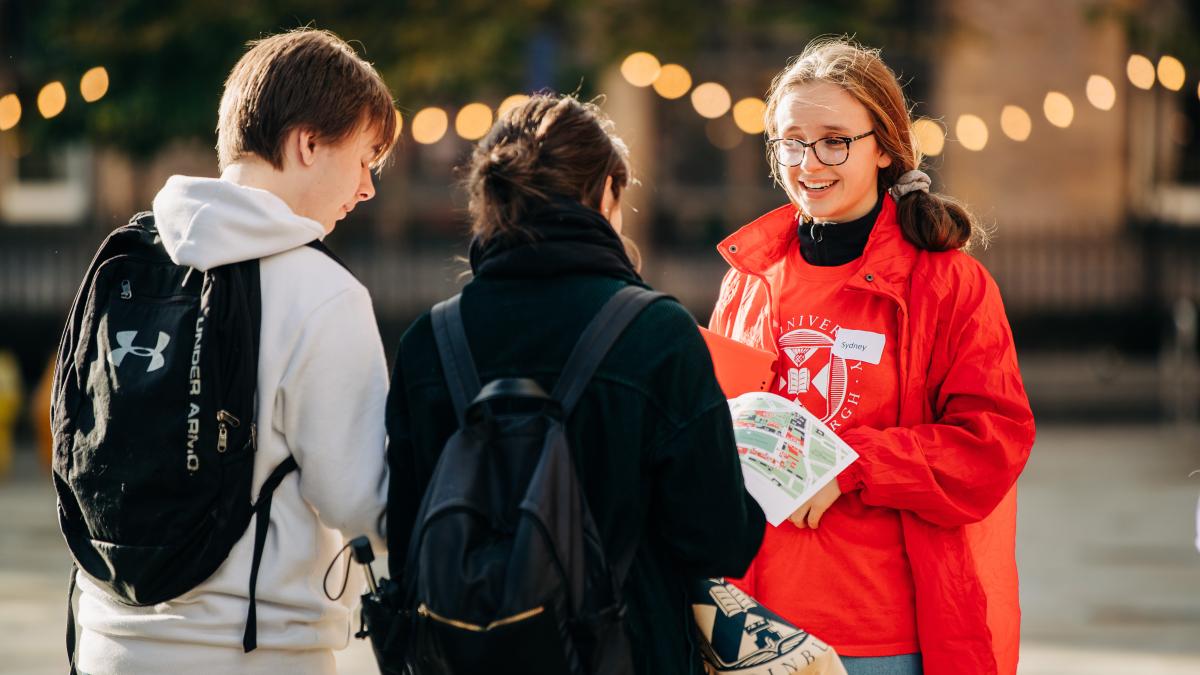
[797,195,883,266]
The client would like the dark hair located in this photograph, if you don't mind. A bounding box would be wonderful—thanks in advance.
[217,28,398,171]
[765,36,986,251]
[465,94,631,244]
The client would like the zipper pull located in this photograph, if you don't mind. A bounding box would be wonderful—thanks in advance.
[120,279,132,299]
[216,410,240,453]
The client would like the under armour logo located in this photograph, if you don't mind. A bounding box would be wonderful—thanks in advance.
[108,331,171,372]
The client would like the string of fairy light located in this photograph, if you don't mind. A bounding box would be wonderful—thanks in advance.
[0,67,110,130]
[0,51,1195,155]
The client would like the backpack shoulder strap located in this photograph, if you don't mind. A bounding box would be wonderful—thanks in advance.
[242,456,298,652]
[552,285,668,416]
[305,240,354,277]
[431,294,482,425]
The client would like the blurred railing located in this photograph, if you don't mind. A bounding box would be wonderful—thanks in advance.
[5,230,1196,319]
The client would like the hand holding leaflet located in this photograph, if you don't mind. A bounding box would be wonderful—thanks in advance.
[698,327,858,527]
[727,392,858,527]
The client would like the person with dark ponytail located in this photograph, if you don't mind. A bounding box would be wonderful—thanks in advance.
[709,38,1036,675]
[386,94,765,674]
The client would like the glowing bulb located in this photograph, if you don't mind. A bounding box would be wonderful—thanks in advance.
[620,52,661,88]
[498,94,530,116]
[411,107,448,144]
[455,103,493,141]
[1000,105,1032,141]
[1157,55,1185,91]
[911,118,945,156]
[732,97,766,134]
[691,82,731,119]
[393,110,403,141]
[80,67,109,103]
[37,81,67,119]
[1043,92,1074,128]
[1127,54,1155,90]
[1086,75,1116,111]
[652,64,691,99]
[956,114,988,151]
[0,94,20,131]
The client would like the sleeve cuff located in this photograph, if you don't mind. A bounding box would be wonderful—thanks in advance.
[837,459,866,493]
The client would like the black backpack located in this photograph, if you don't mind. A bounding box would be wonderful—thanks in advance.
[398,285,666,675]
[50,212,321,666]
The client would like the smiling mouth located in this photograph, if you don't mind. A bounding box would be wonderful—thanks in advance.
[800,179,837,191]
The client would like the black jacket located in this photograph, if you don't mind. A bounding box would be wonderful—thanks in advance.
[385,202,765,674]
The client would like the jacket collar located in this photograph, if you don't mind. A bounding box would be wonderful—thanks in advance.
[469,199,643,284]
[717,194,918,297]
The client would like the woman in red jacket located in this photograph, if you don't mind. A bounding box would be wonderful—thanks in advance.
[709,37,1036,675]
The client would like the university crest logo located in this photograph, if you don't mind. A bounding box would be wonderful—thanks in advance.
[778,327,847,424]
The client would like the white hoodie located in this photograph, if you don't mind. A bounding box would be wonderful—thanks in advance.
[76,176,389,675]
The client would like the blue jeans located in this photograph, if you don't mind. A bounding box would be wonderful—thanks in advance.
[841,653,923,675]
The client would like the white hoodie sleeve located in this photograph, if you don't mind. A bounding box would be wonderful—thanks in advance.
[272,284,389,548]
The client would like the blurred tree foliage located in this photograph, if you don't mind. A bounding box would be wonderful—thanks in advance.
[1,0,924,158]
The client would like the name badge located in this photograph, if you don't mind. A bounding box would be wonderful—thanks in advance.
[832,328,886,365]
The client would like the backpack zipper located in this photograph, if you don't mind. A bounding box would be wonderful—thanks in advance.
[416,603,544,632]
[120,279,132,299]
[217,409,240,453]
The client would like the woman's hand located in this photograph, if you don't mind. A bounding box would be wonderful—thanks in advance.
[788,479,842,529]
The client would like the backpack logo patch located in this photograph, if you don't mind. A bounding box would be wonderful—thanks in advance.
[108,330,171,372]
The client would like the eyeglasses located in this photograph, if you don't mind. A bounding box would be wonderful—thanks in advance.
[767,130,876,167]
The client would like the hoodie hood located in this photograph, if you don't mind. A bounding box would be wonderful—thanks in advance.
[152,175,327,271]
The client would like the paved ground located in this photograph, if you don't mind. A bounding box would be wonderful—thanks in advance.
[2,424,1199,674]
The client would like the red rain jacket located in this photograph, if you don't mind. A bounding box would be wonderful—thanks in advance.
[709,196,1035,675]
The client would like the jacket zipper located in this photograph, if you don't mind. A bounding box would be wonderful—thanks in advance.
[417,603,544,632]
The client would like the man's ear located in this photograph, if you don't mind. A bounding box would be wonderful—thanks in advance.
[285,127,319,168]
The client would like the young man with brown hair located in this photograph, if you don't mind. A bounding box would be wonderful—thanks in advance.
[73,28,397,675]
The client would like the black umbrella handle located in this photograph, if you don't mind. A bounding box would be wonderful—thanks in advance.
[350,536,378,595]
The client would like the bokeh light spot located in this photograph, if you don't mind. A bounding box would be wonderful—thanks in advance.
[411,107,448,144]
[1043,92,1075,128]
[1157,55,1185,92]
[498,94,530,117]
[1000,105,1032,141]
[652,64,692,99]
[1086,75,1116,111]
[620,52,661,88]
[691,82,731,119]
[455,103,493,141]
[37,82,66,119]
[0,94,21,131]
[956,114,989,151]
[80,67,109,103]
[1127,54,1155,90]
[911,118,945,156]
[732,97,766,134]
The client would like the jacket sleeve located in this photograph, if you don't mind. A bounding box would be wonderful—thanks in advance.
[384,338,422,576]
[274,285,390,549]
[836,264,1035,527]
[649,306,766,577]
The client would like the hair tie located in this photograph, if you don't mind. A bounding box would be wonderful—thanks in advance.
[890,169,931,200]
